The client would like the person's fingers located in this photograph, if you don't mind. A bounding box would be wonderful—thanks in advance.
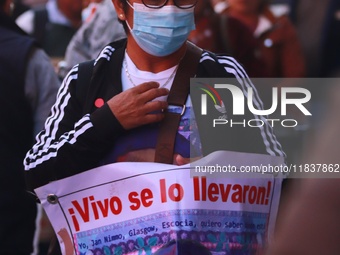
[143,100,168,114]
[141,87,169,102]
[132,81,160,94]
[106,81,170,129]
[137,112,166,126]
[173,154,202,166]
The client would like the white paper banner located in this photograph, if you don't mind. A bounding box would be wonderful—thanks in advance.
[35,151,284,255]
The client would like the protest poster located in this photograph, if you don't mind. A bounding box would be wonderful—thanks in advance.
[35,151,285,255]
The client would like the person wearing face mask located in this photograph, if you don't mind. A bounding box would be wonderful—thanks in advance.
[23,0,284,252]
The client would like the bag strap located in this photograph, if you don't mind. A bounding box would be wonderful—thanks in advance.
[154,41,203,164]
[33,8,48,45]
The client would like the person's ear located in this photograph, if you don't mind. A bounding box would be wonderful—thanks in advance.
[112,0,125,21]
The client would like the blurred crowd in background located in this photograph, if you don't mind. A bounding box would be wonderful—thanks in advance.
[12,0,340,79]
[2,0,340,254]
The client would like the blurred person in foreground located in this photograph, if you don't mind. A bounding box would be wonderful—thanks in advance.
[0,0,60,254]
[287,0,340,136]
[289,0,340,78]
[23,0,284,252]
[265,84,340,255]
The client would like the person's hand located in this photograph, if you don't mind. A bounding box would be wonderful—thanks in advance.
[107,82,169,130]
[173,154,202,166]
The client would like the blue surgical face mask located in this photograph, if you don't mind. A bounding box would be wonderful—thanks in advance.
[125,2,195,57]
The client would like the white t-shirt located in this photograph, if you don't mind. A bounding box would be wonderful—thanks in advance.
[121,52,178,102]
